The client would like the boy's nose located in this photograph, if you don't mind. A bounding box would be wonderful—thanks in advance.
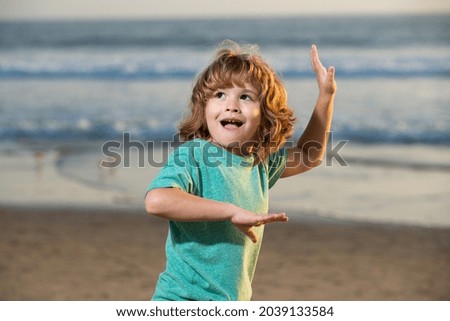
[225,106,240,113]
[225,101,241,113]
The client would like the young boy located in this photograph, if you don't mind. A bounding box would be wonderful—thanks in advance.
[145,41,336,300]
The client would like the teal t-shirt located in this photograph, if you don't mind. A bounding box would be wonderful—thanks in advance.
[147,139,288,301]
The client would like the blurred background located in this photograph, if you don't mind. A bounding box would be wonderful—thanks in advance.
[1,0,449,301]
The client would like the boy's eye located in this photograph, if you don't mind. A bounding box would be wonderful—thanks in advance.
[240,94,252,101]
[215,92,225,99]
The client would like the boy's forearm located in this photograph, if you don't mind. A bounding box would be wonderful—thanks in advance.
[145,187,288,243]
[145,187,236,222]
[296,92,335,162]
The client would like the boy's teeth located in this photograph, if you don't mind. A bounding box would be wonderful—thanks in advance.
[221,119,243,128]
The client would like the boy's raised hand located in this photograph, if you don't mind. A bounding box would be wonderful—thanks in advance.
[231,210,288,243]
[311,44,337,95]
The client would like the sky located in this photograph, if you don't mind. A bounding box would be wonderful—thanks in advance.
[1,0,450,21]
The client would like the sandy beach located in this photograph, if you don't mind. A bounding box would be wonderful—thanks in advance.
[1,141,450,300]
[1,207,449,301]
[0,141,450,300]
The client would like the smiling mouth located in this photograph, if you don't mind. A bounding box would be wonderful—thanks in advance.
[220,119,244,129]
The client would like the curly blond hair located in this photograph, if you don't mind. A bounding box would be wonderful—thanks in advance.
[178,40,296,163]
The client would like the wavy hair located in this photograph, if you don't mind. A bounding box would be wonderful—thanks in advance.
[178,40,296,163]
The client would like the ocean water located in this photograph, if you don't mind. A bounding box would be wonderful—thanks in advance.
[0,15,449,145]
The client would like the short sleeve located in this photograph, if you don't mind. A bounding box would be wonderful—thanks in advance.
[147,144,199,195]
[267,147,288,189]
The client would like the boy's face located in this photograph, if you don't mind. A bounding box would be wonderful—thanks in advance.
[205,84,261,155]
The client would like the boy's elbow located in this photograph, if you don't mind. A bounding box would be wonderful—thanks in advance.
[308,158,324,169]
[145,189,166,217]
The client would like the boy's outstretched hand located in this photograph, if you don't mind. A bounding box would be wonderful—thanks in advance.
[231,210,288,243]
[311,44,337,96]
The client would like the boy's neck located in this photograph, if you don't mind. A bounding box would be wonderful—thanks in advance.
[207,138,257,157]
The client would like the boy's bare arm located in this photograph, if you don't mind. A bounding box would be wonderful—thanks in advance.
[282,45,337,178]
[145,188,288,243]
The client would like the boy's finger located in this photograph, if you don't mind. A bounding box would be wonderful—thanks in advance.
[328,66,335,77]
[272,213,288,221]
[246,228,258,243]
[310,44,322,71]
[311,44,318,56]
[262,213,288,223]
